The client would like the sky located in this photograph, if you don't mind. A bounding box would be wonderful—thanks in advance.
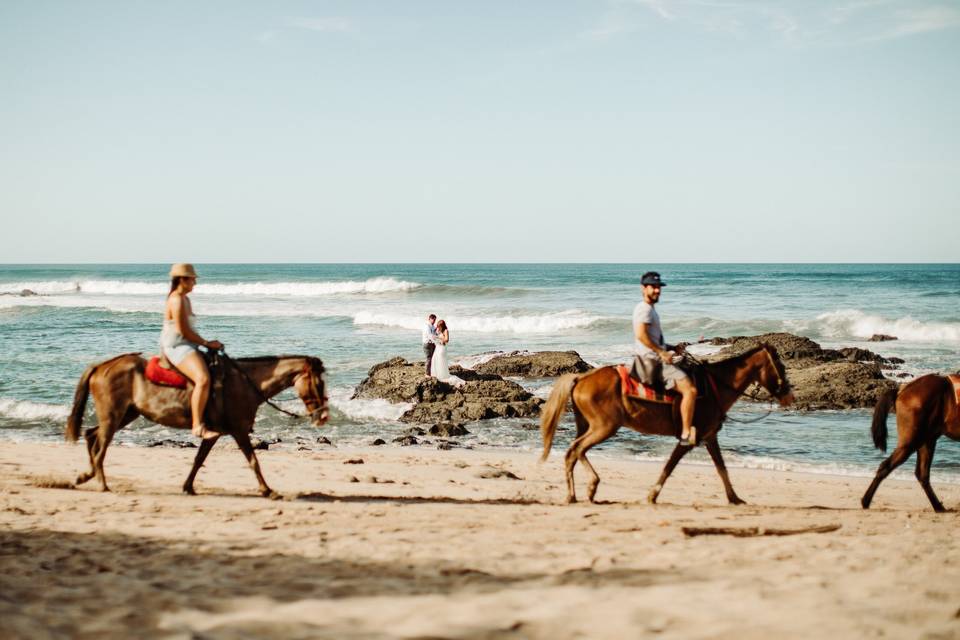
[1,1,958,263]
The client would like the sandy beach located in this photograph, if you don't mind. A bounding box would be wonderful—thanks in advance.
[1,440,958,639]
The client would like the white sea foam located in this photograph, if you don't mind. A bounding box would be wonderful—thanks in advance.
[453,351,518,369]
[328,388,411,422]
[0,277,420,297]
[0,398,70,422]
[353,310,604,334]
[815,309,960,343]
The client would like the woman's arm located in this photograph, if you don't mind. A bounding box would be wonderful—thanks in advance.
[171,295,221,348]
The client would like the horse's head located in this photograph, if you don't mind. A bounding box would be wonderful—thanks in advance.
[757,345,794,407]
[294,357,329,426]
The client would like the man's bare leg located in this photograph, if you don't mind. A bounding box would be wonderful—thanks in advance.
[675,377,697,445]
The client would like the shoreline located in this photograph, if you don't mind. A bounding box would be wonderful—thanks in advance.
[2,441,959,638]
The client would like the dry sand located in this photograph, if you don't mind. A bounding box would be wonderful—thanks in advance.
[1,440,958,639]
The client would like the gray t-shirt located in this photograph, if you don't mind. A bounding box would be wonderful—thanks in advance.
[633,301,664,358]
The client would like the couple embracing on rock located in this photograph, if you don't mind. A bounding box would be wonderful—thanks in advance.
[421,314,465,388]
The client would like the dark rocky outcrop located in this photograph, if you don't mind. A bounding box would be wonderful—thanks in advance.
[473,351,592,378]
[869,334,898,342]
[352,357,543,424]
[429,422,470,437]
[710,332,900,410]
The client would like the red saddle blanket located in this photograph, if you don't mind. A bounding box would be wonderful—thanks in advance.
[617,364,677,404]
[146,356,188,389]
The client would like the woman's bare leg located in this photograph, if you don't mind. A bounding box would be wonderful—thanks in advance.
[176,351,213,437]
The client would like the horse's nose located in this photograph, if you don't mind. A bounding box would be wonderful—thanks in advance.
[779,392,795,407]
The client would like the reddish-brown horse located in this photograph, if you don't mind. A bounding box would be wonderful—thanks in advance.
[861,374,960,512]
[541,345,794,504]
[66,353,328,498]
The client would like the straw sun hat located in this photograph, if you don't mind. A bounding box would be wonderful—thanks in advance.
[169,263,198,278]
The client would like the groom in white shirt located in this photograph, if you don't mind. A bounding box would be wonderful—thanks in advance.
[422,314,437,376]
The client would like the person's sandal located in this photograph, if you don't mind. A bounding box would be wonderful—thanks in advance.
[192,423,219,440]
[678,426,697,447]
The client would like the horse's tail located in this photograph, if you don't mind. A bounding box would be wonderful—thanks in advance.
[871,387,898,452]
[66,363,97,442]
[540,373,579,462]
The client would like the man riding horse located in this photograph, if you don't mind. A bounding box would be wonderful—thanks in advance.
[632,271,697,446]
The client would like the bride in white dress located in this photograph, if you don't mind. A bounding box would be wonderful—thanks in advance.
[431,320,465,387]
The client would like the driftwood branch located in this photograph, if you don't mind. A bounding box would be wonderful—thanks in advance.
[682,524,841,538]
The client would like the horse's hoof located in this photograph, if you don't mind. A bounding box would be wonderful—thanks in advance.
[729,497,746,506]
[565,495,577,505]
[182,487,196,496]
[860,498,871,510]
[647,484,662,504]
[263,490,282,500]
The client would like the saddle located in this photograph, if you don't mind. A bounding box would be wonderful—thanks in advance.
[144,351,227,428]
[617,359,716,433]
[617,364,677,405]
[146,356,188,388]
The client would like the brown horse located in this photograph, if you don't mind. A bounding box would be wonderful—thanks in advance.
[66,353,329,498]
[540,345,794,505]
[861,374,959,512]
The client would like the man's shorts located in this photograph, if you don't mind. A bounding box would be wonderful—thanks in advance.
[661,362,689,391]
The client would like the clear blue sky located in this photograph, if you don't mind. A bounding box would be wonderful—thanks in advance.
[2,1,958,262]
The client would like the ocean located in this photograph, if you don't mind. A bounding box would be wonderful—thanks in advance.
[1,263,958,482]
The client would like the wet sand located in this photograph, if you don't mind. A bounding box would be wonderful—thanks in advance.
[1,441,958,639]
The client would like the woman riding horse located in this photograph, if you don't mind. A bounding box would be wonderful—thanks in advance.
[161,263,223,439]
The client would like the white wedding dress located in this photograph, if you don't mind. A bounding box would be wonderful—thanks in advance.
[431,341,465,387]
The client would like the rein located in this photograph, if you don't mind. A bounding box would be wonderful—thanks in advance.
[220,352,321,420]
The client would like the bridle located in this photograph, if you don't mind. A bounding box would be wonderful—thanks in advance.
[300,361,329,422]
[759,346,790,400]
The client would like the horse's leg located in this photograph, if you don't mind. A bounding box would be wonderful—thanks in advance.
[92,408,138,492]
[861,445,914,509]
[705,437,745,505]
[915,438,945,513]
[563,432,589,504]
[647,443,693,504]
[182,436,220,496]
[75,427,100,485]
[92,424,118,492]
[232,431,279,499]
[570,424,616,503]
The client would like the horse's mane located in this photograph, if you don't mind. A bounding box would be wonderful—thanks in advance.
[706,344,786,378]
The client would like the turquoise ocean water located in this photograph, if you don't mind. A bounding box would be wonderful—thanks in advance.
[1,264,958,481]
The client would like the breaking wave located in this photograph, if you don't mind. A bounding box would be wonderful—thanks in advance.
[0,398,71,422]
[352,310,605,334]
[0,277,420,297]
[814,309,960,343]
